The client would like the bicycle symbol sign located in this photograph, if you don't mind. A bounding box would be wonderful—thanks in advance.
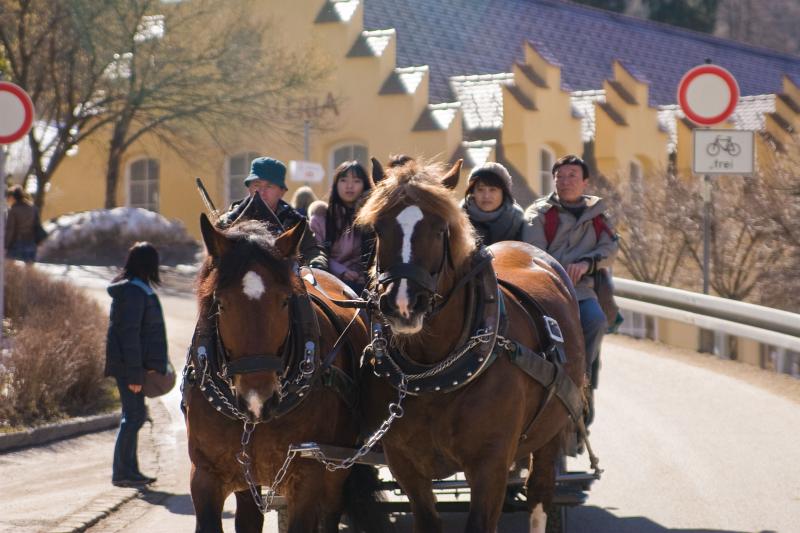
[693,129,754,175]
[706,135,741,157]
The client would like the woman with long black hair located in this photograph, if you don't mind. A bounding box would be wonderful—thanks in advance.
[104,242,168,487]
[309,161,374,293]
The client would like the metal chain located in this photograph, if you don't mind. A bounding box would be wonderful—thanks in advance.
[236,421,300,515]
[310,375,407,472]
[385,328,495,382]
[201,370,253,422]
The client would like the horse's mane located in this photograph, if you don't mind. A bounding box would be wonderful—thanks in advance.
[196,220,293,312]
[355,159,476,267]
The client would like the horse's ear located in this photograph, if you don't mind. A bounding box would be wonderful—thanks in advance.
[371,157,385,184]
[200,213,230,258]
[441,159,463,190]
[275,218,307,259]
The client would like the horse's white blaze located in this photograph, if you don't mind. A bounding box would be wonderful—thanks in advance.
[242,271,265,300]
[395,205,424,318]
[396,279,411,318]
[530,503,547,533]
[397,205,424,262]
[246,390,264,418]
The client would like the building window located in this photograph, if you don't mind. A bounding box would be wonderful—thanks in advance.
[539,147,555,196]
[129,158,159,212]
[227,152,260,206]
[331,144,368,175]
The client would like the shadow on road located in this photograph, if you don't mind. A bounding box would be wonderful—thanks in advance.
[138,489,234,519]
[571,505,772,533]
[380,506,769,532]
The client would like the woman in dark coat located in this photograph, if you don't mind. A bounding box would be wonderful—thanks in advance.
[4,185,40,263]
[461,162,525,245]
[105,242,168,487]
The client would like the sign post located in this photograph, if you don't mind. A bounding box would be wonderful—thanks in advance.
[678,64,741,294]
[0,81,35,344]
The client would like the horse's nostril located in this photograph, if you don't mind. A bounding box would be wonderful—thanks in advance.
[412,292,430,312]
[379,294,396,314]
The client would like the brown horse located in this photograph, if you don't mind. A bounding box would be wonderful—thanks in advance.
[182,215,383,533]
[355,159,588,533]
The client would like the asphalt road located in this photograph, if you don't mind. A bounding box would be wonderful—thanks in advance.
[5,265,799,532]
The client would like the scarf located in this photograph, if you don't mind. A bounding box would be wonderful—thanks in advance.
[464,196,525,246]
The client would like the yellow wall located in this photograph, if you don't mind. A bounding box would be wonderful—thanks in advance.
[595,61,670,182]
[501,42,583,195]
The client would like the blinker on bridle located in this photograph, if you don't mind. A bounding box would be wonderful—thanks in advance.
[212,261,316,381]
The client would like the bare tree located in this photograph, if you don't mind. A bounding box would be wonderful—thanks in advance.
[0,0,329,208]
[673,144,797,303]
[591,170,696,286]
[94,0,331,208]
[753,136,800,312]
[0,1,117,207]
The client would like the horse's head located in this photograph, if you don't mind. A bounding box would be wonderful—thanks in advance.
[198,214,306,420]
[356,158,475,335]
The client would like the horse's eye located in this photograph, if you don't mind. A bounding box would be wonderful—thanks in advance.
[281,297,290,309]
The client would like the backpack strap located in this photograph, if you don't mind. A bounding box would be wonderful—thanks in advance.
[544,207,560,248]
[591,215,615,242]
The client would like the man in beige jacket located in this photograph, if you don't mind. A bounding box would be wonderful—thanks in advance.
[522,155,618,397]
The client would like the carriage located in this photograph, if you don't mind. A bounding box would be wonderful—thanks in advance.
[183,158,601,533]
[281,439,598,532]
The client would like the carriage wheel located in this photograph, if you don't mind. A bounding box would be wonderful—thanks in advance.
[545,503,566,533]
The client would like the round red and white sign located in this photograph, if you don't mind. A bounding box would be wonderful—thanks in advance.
[677,65,740,126]
[0,82,34,144]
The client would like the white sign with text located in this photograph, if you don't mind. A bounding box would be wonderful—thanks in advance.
[692,129,754,175]
[289,160,325,183]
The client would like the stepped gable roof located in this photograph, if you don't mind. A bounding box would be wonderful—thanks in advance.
[363,0,800,106]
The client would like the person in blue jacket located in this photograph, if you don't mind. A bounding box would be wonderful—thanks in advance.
[104,242,168,487]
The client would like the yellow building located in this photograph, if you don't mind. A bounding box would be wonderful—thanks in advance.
[44,0,800,239]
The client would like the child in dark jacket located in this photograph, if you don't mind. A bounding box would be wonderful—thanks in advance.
[105,242,168,487]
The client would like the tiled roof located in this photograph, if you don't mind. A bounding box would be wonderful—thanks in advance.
[412,102,461,131]
[363,0,800,105]
[316,0,359,23]
[348,29,395,57]
[380,66,428,94]
[730,94,776,131]
[450,73,514,131]
[571,90,605,142]
[656,94,778,152]
[451,139,497,168]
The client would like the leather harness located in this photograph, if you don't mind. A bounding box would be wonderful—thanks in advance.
[365,246,586,438]
[181,278,359,423]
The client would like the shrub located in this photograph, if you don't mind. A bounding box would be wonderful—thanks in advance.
[38,207,199,266]
[0,262,114,427]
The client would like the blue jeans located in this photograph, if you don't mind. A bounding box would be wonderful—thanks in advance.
[113,377,147,480]
[579,298,607,381]
[7,241,37,262]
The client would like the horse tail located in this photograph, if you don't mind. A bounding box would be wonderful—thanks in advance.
[341,463,393,532]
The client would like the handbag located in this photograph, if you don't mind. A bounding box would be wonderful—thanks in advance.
[143,361,176,398]
[594,268,623,333]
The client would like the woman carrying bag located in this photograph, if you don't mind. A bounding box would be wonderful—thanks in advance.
[105,242,170,487]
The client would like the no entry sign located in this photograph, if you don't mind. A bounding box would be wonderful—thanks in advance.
[677,65,740,126]
[0,82,34,144]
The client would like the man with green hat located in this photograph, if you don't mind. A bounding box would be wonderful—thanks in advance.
[218,156,325,267]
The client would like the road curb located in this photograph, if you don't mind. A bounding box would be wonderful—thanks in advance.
[0,413,121,453]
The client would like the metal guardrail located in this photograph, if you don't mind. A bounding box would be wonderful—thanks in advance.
[613,278,800,353]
